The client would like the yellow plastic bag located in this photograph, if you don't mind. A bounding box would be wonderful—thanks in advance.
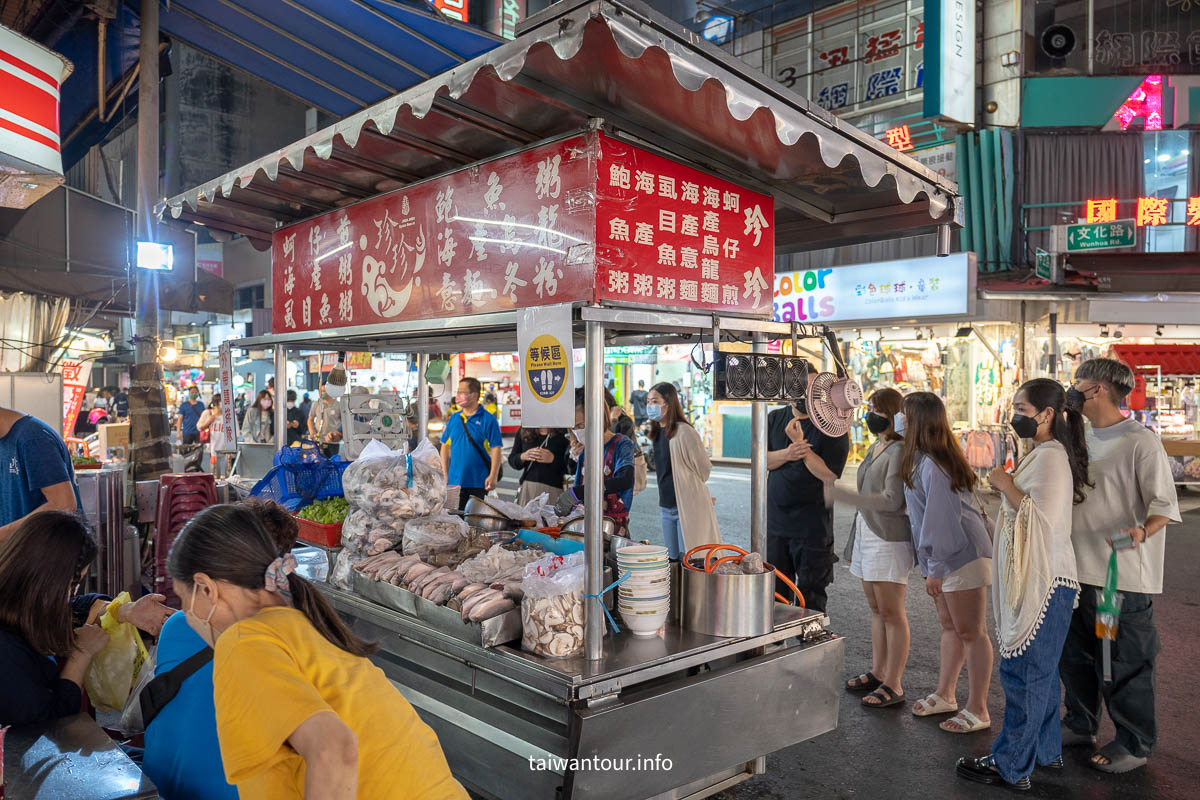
[83,592,150,712]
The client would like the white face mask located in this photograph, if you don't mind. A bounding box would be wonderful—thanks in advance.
[186,586,218,647]
[287,402,295,409]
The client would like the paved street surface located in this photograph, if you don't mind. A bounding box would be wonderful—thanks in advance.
[499,460,1200,800]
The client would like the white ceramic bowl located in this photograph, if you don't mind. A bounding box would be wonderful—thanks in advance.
[619,581,669,595]
[617,560,669,571]
[621,575,670,589]
[618,599,670,613]
[616,545,668,564]
[621,608,669,637]
[619,593,670,605]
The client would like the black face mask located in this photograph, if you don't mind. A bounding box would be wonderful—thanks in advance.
[793,398,808,416]
[1010,414,1040,439]
[1065,387,1087,411]
[865,412,890,435]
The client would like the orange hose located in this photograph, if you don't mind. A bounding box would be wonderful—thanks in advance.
[682,543,733,570]
[704,544,749,572]
[772,570,806,609]
[775,592,790,605]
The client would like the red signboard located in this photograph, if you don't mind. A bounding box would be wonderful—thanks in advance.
[273,137,596,334]
[271,133,775,334]
[60,357,92,438]
[594,135,774,315]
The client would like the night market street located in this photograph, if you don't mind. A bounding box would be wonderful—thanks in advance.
[502,463,1200,800]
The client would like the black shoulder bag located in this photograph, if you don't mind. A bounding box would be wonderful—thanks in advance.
[137,647,214,729]
[458,413,503,482]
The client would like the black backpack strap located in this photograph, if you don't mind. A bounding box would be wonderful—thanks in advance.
[140,646,214,728]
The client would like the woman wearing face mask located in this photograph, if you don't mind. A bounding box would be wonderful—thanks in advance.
[647,382,720,561]
[241,390,275,445]
[900,392,994,734]
[957,379,1089,791]
[168,502,465,800]
[565,387,637,534]
[823,388,914,709]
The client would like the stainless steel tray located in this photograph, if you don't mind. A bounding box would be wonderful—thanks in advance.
[351,570,520,648]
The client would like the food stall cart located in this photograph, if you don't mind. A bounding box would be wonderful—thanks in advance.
[159,2,961,797]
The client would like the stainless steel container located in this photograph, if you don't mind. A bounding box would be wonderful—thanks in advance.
[681,560,775,638]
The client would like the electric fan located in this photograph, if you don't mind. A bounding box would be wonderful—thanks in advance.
[782,357,810,401]
[805,372,863,437]
[713,354,755,400]
[754,355,784,399]
[341,394,410,458]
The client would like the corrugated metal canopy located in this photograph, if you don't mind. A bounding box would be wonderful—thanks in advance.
[160,0,962,253]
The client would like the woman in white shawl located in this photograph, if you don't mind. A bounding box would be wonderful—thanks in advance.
[646,382,720,558]
[957,379,1089,792]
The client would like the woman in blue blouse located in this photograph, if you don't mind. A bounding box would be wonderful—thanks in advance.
[569,387,636,534]
[899,392,994,735]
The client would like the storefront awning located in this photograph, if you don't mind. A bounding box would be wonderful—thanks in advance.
[160,0,960,253]
[1112,344,1200,376]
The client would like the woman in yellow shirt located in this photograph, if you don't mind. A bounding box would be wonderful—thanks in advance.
[167,502,466,800]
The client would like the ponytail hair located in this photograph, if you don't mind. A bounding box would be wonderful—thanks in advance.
[168,501,377,657]
[1018,378,1092,504]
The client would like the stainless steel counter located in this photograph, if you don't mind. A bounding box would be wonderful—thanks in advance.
[3,714,157,800]
[322,584,843,800]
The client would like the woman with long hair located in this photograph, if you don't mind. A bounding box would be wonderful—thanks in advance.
[825,388,914,709]
[0,511,172,725]
[508,427,570,504]
[957,379,1088,790]
[241,389,274,444]
[900,392,994,734]
[168,503,465,800]
[647,382,720,559]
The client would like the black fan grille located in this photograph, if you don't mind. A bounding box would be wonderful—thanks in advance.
[782,357,809,400]
[725,355,755,398]
[756,356,784,398]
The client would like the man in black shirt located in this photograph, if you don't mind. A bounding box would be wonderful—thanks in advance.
[766,392,850,614]
[629,381,649,427]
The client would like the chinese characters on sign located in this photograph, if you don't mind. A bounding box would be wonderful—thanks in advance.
[272,137,595,334]
[60,358,92,438]
[884,125,914,151]
[1084,197,1200,226]
[595,135,774,315]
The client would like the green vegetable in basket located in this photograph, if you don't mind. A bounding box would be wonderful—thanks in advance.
[296,497,349,525]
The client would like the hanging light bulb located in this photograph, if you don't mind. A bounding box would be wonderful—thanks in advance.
[326,351,348,399]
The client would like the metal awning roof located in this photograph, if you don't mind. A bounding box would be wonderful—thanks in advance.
[160,0,961,253]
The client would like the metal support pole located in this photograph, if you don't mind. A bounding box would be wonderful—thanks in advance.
[274,345,287,452]
[750,332,768,556]
[1019,301,1027,382]
[1049,302,1059,380]
[584,320,605,662]
[417,353,429,444]
[129,0,169,481]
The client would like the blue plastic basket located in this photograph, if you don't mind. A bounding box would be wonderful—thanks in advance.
[250,458,348,511]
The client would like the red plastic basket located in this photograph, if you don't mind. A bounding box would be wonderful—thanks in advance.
[294,516,343,547]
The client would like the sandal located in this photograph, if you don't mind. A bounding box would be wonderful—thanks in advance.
[845,671,882,693]
[912,693,958,717]
[862,684,906,709]
[1089,741,1148,774]
[940,709,991,733]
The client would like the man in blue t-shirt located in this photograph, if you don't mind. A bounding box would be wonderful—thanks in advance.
[0,405,82,540]
[440,377,502,510]
[176,386,205,445]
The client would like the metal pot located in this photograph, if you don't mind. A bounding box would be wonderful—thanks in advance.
[465,513,514,533]
[561,515,617,539]
[681,558,776,638]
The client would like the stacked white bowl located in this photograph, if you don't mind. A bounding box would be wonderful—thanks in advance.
[616,545,670,637]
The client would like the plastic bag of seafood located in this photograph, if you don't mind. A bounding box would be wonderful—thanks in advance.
[402,511,468,559]
[342,439,447,518]
[520,552,586,659]
[329,542,366,590]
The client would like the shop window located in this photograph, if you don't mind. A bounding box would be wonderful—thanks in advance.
[1143,131,1190,253]
[235,284,266,310]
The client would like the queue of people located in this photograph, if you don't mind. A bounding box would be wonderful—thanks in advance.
[815,358,1180,791]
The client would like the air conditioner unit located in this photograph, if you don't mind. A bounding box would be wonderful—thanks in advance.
[712,353,756,400]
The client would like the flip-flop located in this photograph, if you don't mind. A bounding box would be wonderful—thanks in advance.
[940,709,991,733]
[845,671,882,693]
[862,684,906,709]
[1089,741,1148,774]
[912,693,958,717]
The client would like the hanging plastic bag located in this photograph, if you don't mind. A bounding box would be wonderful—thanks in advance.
[83,592,150,712]
[342,439,446,518]
[520,553,586,659]
[116,644,159,735]
[402,511,468,559]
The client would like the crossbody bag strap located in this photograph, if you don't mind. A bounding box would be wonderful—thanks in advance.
[139,646,214,729]
[457,413,492,467]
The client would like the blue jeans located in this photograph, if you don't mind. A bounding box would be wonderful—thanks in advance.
[992,584,1078,783]
[660,506,685,560]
